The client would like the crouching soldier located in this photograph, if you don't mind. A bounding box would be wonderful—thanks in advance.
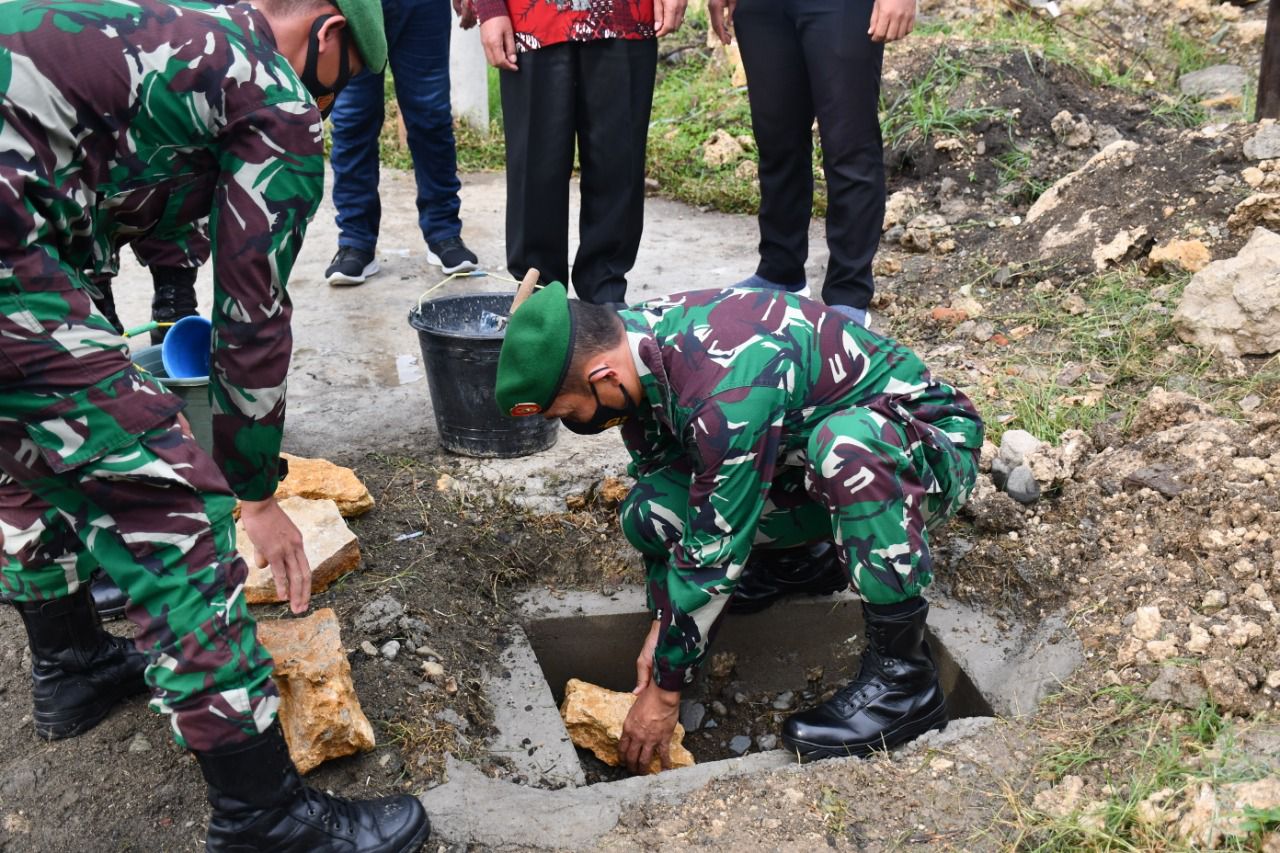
[496,285,983,770]
[0,0,430,848]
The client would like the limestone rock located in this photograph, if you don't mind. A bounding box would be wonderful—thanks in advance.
[1228,194,1280,234]
[1149,239,1211,274]
[1050,110,1093,148]
[1028,140,1138,223]
[1092,226,1148,271]
[560,679,695,774]
[883,189,921,231]
[256,608,376,773]
[275,454,374,517]
[1133,606,1163,641]
[703,129,745,169]
[1145,666,1208,709]
[240,497,361,604]
[734,159,758,181]
[1033,774,1086,818]
[1243,121,1280,161]
[1173,227,1280,357]
[1199,659,1257,716]
[991,429,1045,488]
[1178,64,1247,99]
[1005,465,1040,504]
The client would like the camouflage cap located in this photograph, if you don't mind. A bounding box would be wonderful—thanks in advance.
[333,0,387,74]
[496,283,575,417]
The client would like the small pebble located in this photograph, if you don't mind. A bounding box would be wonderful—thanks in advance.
[772,691,794,711]
[728,735,752,755]
[733,692,748,705]
[756,734,778,750]
[360,641,379,657]
[127,733,152,753]
[711,701,728,716]
[381,640,401,661]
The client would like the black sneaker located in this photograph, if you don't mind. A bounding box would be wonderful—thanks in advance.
[325,246,380,286]
[426,236,479,274]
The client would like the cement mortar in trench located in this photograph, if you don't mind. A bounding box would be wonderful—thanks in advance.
[421,588,1083,848]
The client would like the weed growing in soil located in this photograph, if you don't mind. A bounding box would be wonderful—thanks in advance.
[978,266,1280,445]
[879,51,1015,153]
[1005,684,1278,852]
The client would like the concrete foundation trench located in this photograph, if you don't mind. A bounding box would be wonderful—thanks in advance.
[422,590,1083,848]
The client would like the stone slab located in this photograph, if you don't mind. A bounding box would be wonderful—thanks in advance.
[256,607,375,773]
[239,496,361,604]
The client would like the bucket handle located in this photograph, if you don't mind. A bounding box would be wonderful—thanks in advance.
[413,267,542,314]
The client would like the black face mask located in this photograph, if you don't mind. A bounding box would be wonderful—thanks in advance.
[299,15,351,119]
[562,370,640,436]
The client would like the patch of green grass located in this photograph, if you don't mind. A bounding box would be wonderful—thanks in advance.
[1001,689,1276,852]
[994,144,1053,205]
[974,265,1280,445]
[1165,24,1211,77]
[644,53,765,214]
[1149,93,1209,128]
[879,51,1014,152]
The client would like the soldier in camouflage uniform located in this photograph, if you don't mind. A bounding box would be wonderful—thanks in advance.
[497,285,983,770]
[0,0,431,849]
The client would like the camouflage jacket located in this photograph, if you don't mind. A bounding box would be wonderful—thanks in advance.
[617,289,985,689]
[0,0,323,499]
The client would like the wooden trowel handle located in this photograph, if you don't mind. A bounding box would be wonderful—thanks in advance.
[511,268,541,312]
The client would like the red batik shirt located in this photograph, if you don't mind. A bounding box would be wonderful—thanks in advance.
[472,0,655,51]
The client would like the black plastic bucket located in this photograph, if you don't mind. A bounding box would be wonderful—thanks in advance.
[408,293,559,458]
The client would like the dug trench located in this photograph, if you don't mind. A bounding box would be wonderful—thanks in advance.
[0,451,1077,851]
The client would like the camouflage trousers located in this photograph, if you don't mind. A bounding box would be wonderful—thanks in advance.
[621,404,981,608]
[0,283,278,751]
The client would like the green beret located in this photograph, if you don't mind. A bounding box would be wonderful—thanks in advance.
[496,283,575,417]
[333,0,388,74]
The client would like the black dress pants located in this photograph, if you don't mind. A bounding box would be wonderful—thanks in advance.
[734,0,885,310]
[500,38,658,306]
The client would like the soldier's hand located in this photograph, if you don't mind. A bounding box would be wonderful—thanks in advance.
[480,16,518,71]
[618,682,680,774]
[240,497,311,614]
[633,619,661,693]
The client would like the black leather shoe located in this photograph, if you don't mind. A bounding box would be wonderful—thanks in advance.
[199,722,431,852]
[728,541,848,614]
[150,266,199,344]
[781,597,947,761]
[16,586,149,740]
[89,569,128,621]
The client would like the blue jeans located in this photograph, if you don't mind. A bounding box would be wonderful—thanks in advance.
[329,0,463,250]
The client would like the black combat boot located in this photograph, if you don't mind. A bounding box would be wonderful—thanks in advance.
[198,722,431,853]
[781,597,947,761]
[89,568,128,620]
[16,585,149,740]
[728,541,849,614]
[87,276,125,334]
[150,266,199,344]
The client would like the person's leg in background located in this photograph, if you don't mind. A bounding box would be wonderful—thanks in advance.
[134,231,207,344]
[500,43,577,288]
[326,26,389,286]
[732,0,814,294]
[571,37,657,306]
[394,0,478,274]
[798,0,885,322]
